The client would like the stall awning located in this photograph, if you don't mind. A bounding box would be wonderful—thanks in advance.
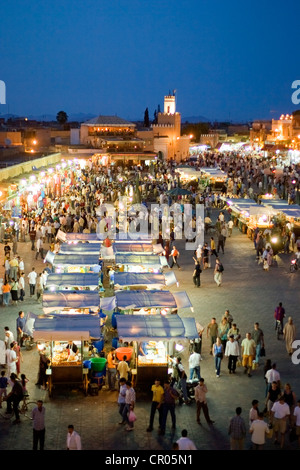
[43,291,100,313]
[32,314,101,341]
[114,243,157,254]
[46,273,100,289]
[115,254,168,267]
[116,314,198,341]
[59,243,101,255]
[51,253,101,267]
[113,271,177,289]
[101,290,192,311]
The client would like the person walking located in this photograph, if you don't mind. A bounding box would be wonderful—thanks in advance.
[217,232,225,254]
[214,258,224,287]
[210,237,218,258]
[122,381,136,431]
[213,337,224,378]
[35,237,44,260]
[218,317,229,351]
[66,425,82,450]
[265,363,281,394]
[252,322,265,365]
[10,279,19,305]
[225,335,240,374]
[106,348,117,391]
[250,412,270,450]
[207,318,218,355]
[270,395,290,449]
[36,274,44,302]
[188,348,201,381]
[176,429,197,450]
[2,280,11,306]
[293,399,300,448]
[176,357,189,404]
[18,272,25,302]
[0,370,8,408]
[241,332,256,377]
[32,400,46,450]
[283,317,296,356]
[169,246,181,270]
[265,381,281,417]
[160,381,179,435]
[117,377,127,424]
[195,378,214,425]
[5,373,24,424]
[192,258,201,287]
[146,379,164,432]
[117,355,130,381]
[5,342,18,377]
[28,267,37,297]
[274,302,285,334]
[228,407,247,450]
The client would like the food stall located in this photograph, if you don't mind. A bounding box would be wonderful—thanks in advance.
[32,314,102,397]
[116,314,198,390]
[226,198,261,234]
[45,273,100,291]
[100,289,193,315]
[114,253,169,273]
[43,291,100,314]
[45,251,102,274]
[247,205,276,237]
[200,167,227,190]
[113,271,178,291]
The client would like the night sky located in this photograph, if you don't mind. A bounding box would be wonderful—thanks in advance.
[1,0,299,122]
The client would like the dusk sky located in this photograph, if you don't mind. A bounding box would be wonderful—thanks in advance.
[1,0,299,122]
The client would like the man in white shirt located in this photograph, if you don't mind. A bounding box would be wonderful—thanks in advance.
[225,335,240,374]
[250,412,270,450]
[188,350,201,380]
[293,399,300,447]
[66,425,82,450]
[227,219,234,236]
[176,429,197,450]
[271,396,290,448]
[4,327,14,349]
[5,343,17,376]
[265,363,280,392]
[28,267,37,297]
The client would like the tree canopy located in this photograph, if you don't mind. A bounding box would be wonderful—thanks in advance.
[56,110,68,125]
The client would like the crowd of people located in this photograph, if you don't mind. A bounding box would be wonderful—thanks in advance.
[0,150,299,450]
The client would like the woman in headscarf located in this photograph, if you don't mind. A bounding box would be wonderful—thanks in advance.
[283,317,296,355]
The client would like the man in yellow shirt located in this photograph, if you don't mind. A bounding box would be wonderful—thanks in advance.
[147,379,164,432]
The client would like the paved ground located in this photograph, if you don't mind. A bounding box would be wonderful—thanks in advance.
[0,209,299,451]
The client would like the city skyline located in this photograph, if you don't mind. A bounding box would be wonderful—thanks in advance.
[1,0,300,122]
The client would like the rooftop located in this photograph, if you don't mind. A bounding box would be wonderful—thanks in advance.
[83,115,136,127]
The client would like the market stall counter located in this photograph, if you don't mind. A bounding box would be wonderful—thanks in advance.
[32,314,102,397]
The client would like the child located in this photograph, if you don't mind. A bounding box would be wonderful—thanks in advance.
[20,373,29,396]
[0,371,8,407]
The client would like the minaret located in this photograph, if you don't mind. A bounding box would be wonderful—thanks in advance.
[164,94,176,115]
